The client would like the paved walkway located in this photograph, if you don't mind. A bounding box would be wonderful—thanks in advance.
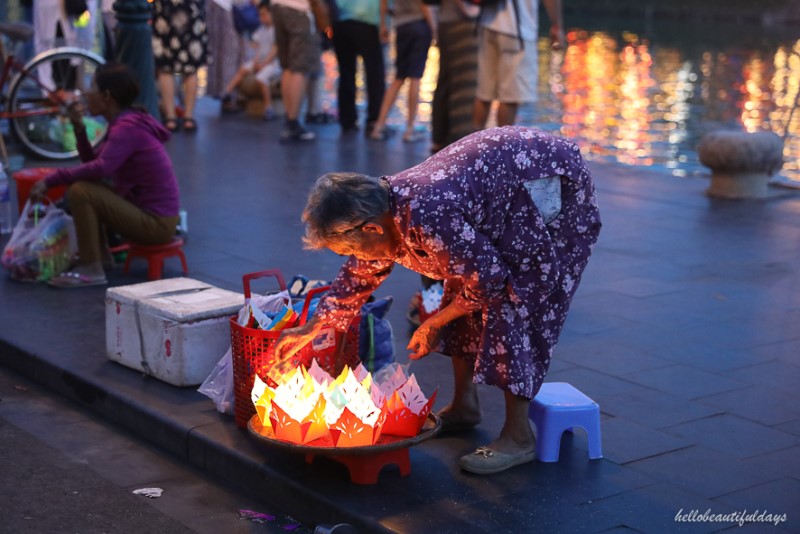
[1,98,799,533]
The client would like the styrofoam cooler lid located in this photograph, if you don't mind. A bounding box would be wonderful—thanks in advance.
[107,277,243,322]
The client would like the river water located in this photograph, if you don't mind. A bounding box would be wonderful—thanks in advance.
[322,17,800,184]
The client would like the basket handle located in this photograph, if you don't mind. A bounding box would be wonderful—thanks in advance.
[298,284,330,324]
[242,269,287,299]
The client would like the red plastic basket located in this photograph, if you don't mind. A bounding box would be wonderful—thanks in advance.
[230,269,360,428]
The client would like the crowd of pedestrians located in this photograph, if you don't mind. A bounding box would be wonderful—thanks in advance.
[17,0,564,144]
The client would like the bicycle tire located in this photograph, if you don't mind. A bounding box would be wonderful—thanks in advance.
[8,47,107,160]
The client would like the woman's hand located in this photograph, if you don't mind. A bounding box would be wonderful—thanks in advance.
[273,316,323,363]
[407,297,473,359]
[407,320,442,360]
[29,180,49,201]
[66,101,86,132]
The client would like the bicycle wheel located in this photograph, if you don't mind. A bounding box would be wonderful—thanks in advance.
[8,47,107,160]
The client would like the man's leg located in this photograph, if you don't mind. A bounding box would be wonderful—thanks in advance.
[473,98,492,130]
[496,102,519,126]
[333,22,358,129]
[281,69,307,122]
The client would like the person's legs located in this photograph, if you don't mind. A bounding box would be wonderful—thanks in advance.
[258,80,273,110]
[358,22,386,127]
[63,181,178,279]
[473,98,492,130]
[281,69,307,121]
[370,78,405,138]
[438,356,481,427]
[494,391,535,453]
[158,71,177,122]
[333,22,358,129]
[496,102,519,126]
[224,66,248,96]
[405,77,420,134]
[183,72,198,120]
[473,28,498,130]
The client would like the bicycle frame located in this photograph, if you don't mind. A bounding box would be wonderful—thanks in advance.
[1,48,67,121]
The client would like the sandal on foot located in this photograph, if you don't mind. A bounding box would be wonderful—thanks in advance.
[48,271,107,288]
[164,118,180,132]
[183,118,198,132]
[459,446,535,475]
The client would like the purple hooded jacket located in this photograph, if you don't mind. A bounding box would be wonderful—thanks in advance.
[45,109,180,217]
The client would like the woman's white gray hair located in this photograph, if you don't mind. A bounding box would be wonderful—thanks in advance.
[302,172,390,249]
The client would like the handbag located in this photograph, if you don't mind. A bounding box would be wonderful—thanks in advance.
[1,199,77,282]
[64,0,89,17]
[232,3,260,35]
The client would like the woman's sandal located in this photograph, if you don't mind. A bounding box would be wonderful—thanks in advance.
[48,271,108,288]
[183,118,198,133]
[164,118,180,132]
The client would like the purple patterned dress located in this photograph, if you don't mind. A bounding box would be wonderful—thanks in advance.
[315,126,602,399]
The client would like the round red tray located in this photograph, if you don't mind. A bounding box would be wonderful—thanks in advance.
[247,412,442,456]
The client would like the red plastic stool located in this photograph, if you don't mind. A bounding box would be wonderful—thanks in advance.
[12,168,67,212]
[123,238,188,280]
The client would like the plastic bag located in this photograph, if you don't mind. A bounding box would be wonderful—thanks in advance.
[198,348,235,414]
[1,199,77,282]
[198,289,292,414]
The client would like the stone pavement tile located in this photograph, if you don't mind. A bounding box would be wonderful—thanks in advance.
[663,415,798,459]
[740,445,800,482]
[713,478,798,532]
[599,388,721,430]
[569,291,651,325]
[555,336,672,376]
[695,385,800,426]
[599,418,691,465]
[623,365,746,400]
[600,277,686,298]
[559,305,638,336]
[655,341,771,373]
[642,289,756,323]
[741,338,800,367]
[654,314,799,354]
[586,483,737,533]
[774,419,800,438]
[723,361,800,396]
[626,445,782,499]
[543,368,645,401]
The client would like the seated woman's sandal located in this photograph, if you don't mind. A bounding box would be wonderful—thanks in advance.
[48,271,108,288]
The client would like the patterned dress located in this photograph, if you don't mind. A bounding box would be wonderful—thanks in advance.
[315,126,602,399]
[152,0,210,74]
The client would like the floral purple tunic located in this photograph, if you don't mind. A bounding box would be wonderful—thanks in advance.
[315,126,602,399]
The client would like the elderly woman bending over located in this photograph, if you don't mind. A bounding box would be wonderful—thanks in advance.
[275,126,602,475]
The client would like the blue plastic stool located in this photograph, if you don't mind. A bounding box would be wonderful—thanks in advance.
[529,382,603,462]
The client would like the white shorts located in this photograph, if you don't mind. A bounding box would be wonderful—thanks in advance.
[476,29,538,104]
[244,60,282,87]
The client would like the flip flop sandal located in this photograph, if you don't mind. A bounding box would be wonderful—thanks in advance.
[183,118,198,132]
[459,446,536,475]
[48,271,108,288]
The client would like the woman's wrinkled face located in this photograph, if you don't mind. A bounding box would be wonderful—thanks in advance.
[327,223,397,261]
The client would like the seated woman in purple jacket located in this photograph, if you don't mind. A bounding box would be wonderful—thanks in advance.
[31,62,181,288]
[274,126,602,475]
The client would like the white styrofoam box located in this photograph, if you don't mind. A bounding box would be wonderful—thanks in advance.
[106,278,243,387]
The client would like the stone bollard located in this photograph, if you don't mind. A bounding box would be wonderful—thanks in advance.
[697,130,784,199]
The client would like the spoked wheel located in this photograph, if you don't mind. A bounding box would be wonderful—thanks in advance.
[8,47,107,160]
